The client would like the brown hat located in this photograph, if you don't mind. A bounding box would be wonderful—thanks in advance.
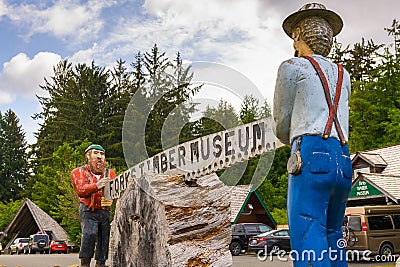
[282,3,343,38]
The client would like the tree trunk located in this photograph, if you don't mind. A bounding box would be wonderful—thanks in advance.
[109,173,232,267]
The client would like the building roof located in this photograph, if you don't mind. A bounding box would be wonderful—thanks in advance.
[1,198,68,245]
[230,184,253,223]
[354,144,400,175]
[361,172,400,201]
[229,184,276,228]
[353,152,387,168]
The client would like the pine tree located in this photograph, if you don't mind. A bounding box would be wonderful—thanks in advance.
[0,109,29,202]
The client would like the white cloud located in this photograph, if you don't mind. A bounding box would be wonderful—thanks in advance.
[4,0,115,43]
[72,0,293,107]
[0,90,13,105]
[0,0,8,17]
[139,0,291,104]
[69,43,98,65]
[0,52,62,100]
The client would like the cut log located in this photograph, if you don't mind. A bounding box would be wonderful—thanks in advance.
[109,173,232,267]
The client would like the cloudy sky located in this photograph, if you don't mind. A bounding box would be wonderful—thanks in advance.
[0,0,399,144]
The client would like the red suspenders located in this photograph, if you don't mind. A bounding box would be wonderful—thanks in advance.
[303,56,347,146]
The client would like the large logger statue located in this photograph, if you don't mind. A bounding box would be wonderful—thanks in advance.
[273,3,352,267]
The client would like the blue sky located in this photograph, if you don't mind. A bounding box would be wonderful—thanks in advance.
[0,0,399,144]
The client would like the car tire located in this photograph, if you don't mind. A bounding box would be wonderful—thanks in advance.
[380,243,394,257]
[229,241,242,256]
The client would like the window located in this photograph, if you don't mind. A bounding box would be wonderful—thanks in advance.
[348,216,361,231]
[392,215,400,229]
[259,225,272,233]
[275,230,289,236]
[232,225,244,233]
[368,216,393,230]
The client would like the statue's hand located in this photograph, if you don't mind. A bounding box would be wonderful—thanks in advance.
[96,177,109,189]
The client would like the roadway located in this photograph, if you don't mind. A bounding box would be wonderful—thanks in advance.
[0,253,396,267]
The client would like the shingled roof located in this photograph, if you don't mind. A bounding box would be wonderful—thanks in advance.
[353,144,400,175]
[230,184,253,223]
[361,173,400,202]
[349,144,400,206]
[229,185,276,228]
[1,198,68,245]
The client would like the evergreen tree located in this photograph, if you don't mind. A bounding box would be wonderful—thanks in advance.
[32,60,128,169]
[347,21,400,152]
[0,110,29,202]
[239,95,260,124]
[29,141,90,247]
[193,99,239,138]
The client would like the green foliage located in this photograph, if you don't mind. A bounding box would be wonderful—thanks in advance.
[0,110,29,202]
[330,19,400,152]
[192,99,239,138]
[28,142,90,247]
[0,199,23,231]
[270,208,288,225]
[0,199,23,246]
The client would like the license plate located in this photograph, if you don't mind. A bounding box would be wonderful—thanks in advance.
[251,240,257,244]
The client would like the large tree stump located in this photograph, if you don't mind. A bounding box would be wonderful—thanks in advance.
[109,173,232,267]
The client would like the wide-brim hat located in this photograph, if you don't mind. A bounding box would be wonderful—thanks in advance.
[283,3,343,38]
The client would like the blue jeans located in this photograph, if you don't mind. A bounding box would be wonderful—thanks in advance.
[288,135,352,267]
[79,203,110,260]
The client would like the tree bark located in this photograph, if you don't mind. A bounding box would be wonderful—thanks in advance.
[109,173,232,267]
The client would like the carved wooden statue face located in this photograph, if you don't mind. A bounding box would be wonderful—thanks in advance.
[86,149,106,174]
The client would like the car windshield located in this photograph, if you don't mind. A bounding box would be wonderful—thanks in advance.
[53,241,65,244]
[20,238,29,243]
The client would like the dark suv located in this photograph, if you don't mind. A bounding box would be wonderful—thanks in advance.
[230,223,273,256]
[27,233,50,254]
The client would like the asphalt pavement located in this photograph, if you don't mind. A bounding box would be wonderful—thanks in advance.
[0,252,396,267]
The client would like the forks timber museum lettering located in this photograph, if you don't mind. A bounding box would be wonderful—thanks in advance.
[104,117,280,200]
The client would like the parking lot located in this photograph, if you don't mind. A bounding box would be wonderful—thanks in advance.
[0,253,396,267]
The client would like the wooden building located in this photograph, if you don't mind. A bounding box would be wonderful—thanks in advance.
[230,184,276,229]
[348,144,400,206]
[0,198,69,251]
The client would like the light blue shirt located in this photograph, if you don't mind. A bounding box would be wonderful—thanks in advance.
[273,55,351,145]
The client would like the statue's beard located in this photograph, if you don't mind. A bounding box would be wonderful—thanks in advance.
[89,159,106,174]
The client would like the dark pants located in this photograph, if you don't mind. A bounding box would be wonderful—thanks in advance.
[288,135,352,267]
[79,203,110,261]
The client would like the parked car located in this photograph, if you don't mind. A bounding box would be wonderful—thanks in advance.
[49,240,68,254]
[9,237,29,255]
[345,205,400,256]
[248,228,291,255]
[26,233,50,254]
[230,223,273,256]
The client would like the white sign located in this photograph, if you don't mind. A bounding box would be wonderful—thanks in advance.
[104,117,282,200]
